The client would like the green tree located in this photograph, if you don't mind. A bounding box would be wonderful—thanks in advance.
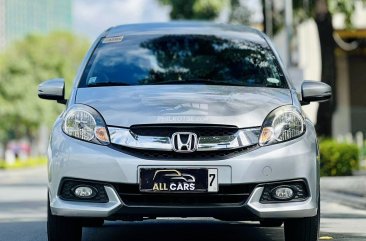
[159,0,251,24]
[0,32,89,144]
[228,0,252,25]
[159,0,227,20]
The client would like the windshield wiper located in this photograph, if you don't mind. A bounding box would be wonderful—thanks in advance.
[87,81,130,87]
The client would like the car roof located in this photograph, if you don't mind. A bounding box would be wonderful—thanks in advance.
[105,22,268,46]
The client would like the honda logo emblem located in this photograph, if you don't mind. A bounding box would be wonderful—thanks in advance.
[171,132,198,152]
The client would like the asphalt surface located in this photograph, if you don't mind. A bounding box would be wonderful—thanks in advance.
[1,167,366,241]
[321,176,366,209]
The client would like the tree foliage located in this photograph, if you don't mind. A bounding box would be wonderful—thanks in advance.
[328,0,364,29]
[159,0,227,20]
[0,32,89,141]
[159,0,252,24]
[228,0,252,25]
[262,0,366,36]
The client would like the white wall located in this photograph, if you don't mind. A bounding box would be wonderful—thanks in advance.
[297,20,321,124]
[273,19,321,124]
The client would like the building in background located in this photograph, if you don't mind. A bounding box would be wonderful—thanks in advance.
[332,29,366,138]
[0,0,72,49]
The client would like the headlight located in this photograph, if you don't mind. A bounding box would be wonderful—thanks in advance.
[62,104,110,145]
[259,105,305,146]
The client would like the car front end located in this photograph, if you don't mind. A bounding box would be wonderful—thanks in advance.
[39,22,331,241]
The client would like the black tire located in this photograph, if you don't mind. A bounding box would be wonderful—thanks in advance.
[260,220,283,227]
[284,203,320,241]
[47,197,82,241]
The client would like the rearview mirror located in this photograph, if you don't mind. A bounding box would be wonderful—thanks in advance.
[301,80,331,105]
[38,78,66,104]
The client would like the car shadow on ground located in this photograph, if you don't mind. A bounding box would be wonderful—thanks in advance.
[83,219,366,241]
[0,219,365,241]
[83,219,284,241]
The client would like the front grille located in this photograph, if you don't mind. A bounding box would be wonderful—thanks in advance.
[111,144,257,160]
[109,124,260,160]
[130,124,239,137]
[113,183,256,206]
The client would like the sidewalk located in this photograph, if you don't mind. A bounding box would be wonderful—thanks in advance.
[0,166,47,185]
[321,175,366,209]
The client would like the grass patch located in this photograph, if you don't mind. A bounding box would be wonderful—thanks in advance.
[0,156,47,169]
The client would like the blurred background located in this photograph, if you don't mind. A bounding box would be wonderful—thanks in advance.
[1,0,365,176]
[1,1,366,240]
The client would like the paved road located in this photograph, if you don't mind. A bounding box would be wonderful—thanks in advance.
[1,167,366,241]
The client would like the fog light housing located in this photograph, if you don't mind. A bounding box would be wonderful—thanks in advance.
[73,186,97,199]
[272,186,294,200]
[59,179,109,203]
[259,180,309,203]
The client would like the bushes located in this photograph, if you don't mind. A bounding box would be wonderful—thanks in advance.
[319,139,359,176]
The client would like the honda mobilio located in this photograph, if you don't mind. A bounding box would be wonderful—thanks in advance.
[38,22,331,241]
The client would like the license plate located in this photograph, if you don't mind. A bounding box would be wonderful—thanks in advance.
[139,168,218,193]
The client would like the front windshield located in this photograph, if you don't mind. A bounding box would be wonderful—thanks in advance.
[79,34,288,88]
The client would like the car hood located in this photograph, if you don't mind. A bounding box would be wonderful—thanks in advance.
[75,85,293,128]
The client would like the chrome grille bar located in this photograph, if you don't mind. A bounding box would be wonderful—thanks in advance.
[108,127,260,151]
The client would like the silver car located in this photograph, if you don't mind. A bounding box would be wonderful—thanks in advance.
[38,22,331,241]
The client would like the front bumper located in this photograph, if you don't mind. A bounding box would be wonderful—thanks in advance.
[50,180,317,220]
[49,120,319,219]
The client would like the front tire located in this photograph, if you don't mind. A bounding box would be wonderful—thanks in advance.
[284,206,320,241]
[47,197,82,241]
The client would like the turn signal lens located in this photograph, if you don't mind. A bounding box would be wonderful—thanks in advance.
[259,127,274,145]
[95,127,110,143]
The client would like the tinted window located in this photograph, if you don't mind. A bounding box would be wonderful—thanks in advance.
[79,34,287,88]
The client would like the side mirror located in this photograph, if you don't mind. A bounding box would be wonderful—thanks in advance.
[38,78,67,104]
[301,80,332,105]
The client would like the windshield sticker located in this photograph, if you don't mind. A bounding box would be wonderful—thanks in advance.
[267,78,280,84]
[88,76,97,84]
[102,36,124,43]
